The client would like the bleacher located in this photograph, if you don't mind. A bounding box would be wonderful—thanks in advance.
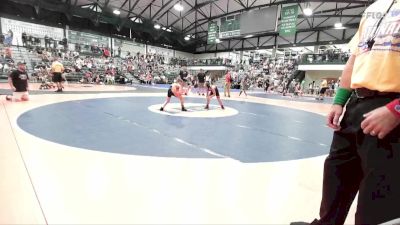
[1,44,197,85]
[0,44,43,80]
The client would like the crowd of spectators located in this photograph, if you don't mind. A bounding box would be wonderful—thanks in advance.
[2,29,343,101]
[27,44,184,86]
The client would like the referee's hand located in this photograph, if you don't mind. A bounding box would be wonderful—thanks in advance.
[361,106,400,139]
[327,105,343,130]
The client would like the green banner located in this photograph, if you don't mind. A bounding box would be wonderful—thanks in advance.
[279,5,298,36]
[207,22,218,44]
[220,15,240,39]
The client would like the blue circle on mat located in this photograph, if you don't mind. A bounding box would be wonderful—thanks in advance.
[17,97,332,163]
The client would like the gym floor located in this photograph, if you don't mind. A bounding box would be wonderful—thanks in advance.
[0,83,357,224]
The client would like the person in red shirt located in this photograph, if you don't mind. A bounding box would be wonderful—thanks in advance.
[103,48,110,58]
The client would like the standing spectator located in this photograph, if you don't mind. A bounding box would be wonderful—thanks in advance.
[265,79,270,93]
[179,66,189,82]
[4,29,13,46]
[317,79,329,100]
[224,70,232,97]
[103,48,111,58]
[310,81,316,94]
[44,35,50,49]
[5,62,29,101]
[62,38,68,50]
[300,79,306,96]
[239,72,249,97]
[75,43,81,53]
[21,32,27,47]
[146,70,152,85]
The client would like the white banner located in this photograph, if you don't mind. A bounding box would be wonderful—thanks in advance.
[113,38,146,55]
[147,45,174,57]
[1,17,64,46]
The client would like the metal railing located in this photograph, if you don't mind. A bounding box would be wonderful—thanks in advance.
[299,53,349,65]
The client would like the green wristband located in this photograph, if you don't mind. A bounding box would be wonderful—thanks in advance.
[333,88,352,106]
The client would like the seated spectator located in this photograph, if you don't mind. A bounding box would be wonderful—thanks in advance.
[6,62,29,102]
[4,47,12,59]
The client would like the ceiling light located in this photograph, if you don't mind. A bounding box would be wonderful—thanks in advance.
[184,36,190,41]
[154,24,161,29]
[131,17,143,23]
[81,4,102,12]
[113,9,121,15]
[334,22,343,28]
[303,8,313,16]
[174,3,184,11]
[166,28,172,32]
[216,38,221,43]
[245,35,253,38]
[161,27,167,30]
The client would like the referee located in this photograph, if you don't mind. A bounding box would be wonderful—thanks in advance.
[51,58,64,92]
[292,0,400,224]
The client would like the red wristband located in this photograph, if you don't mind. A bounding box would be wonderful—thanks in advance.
[386,99,400,119]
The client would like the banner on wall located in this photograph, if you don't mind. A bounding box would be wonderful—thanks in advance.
[220,15,241,39]
[207,21,218,44]
[113,39,145,54]
[1,17,64,46]
[279,5,299,36]
[147,45,174,57]
[67,30,110,47]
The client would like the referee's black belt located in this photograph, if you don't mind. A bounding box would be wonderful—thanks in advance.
[355,88,400,99]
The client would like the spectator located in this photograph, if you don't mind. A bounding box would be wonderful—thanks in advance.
[224,70,232,98]
[5,62,29,102]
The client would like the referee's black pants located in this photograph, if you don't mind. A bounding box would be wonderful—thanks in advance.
[317,94,400,225]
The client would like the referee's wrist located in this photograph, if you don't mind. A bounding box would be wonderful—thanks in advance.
[333,88,353,106]
[386,99,400,119]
